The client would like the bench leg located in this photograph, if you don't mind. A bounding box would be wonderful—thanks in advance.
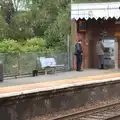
[32,70,36,77]
[36,70,38,76]
[45,69,47,75]
[32,70,38,77]
[54,68,56,74]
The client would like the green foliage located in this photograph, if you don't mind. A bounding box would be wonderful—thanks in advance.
[0,0,117,53]
[0,0,70,52]
[0,39,21,53]
[26,37,45,47]
[44,5,70,51]
[0,0,14,24]
[72,0,120,3]
[0,15,9,39]
[0,37,56,53]
[30,0,70,37]
[23,37,46,52]
[9,12,34,39]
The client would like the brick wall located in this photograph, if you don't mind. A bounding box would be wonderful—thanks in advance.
[75,18,120,69]
[76,32,88,69]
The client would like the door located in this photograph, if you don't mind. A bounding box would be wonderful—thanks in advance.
[103,38,116,68]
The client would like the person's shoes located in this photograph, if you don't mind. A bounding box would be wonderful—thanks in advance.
[101,64,104,69]
[77,69,83,72]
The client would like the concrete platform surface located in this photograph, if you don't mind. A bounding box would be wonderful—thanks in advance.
[0,69,120,97]
[1,69,120,87]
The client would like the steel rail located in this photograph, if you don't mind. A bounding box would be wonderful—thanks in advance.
[105,114,120,120]
[52,101,120,120]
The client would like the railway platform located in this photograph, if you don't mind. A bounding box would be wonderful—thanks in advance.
[0,69,120,96]
[0,69,120,120]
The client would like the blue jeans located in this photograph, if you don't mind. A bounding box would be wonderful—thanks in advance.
[98,55,104,69]
[76,54,82,71]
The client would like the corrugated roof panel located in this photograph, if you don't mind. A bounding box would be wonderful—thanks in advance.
[71,2,120,20]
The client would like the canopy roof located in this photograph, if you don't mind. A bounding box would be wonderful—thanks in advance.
[71,2,120,20]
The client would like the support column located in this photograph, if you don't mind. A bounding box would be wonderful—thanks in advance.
[114,39,118,69]
[70,19,77,70]
[71,19,77,45]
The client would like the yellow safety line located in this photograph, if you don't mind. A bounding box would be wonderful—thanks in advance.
[0,72,120,91]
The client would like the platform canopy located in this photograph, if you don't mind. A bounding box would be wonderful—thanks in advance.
[71,2,120,20]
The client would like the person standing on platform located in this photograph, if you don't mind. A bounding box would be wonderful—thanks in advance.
[96,39,104,69]
[74,39,83,71]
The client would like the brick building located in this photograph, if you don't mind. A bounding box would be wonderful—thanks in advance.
[71,2,120,69]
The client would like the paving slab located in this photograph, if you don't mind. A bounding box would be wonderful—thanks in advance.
[0,69,119,87]
[0,69,120,97]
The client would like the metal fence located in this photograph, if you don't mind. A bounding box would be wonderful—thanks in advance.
[0,52,69,77]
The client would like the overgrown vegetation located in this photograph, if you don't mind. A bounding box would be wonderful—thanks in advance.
[0,38,58,53]
[0,0,117,53]
[0,0,70,53]
[72,0,120,3]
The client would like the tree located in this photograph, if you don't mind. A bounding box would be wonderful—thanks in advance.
[72,0,120,3]
[0,0,70,48]
[0,0,14,24]
[9,11,34,40]
[0,0,30,24]
[30,0,70,37]
[44,4,70,51]
[0,15,9,39]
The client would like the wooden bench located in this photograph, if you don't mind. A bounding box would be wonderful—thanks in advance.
[32,57,64,76]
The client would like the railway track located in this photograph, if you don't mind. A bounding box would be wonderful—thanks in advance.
[52,101,120,120]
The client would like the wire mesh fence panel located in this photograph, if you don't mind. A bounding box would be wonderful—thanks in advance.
[3,53,19,76]
[0,53,5,76]
[19,53,38,74]
[0,53,5,65]
[36,52,69,71]
[50,52,68,71]
[0,52,69,77]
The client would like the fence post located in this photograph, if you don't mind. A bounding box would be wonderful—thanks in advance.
[67,35,70,70]
[0,61,3,82]
[18,52,20,76]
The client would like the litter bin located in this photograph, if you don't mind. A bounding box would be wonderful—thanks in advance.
[0,61,3,82]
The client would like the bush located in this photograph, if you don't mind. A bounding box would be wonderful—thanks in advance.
[44,7,70,51]
[0,37,65,75]
[0,39,21,53]
[23,37,52,52]
[0,37,56,53]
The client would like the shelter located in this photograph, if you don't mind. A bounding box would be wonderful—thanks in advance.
[71,2,120,69]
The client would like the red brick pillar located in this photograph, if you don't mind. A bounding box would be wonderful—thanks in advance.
[76,33,88,69]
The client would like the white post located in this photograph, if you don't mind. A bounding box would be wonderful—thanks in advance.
[67,35,70,70]
[114,39,118,69]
